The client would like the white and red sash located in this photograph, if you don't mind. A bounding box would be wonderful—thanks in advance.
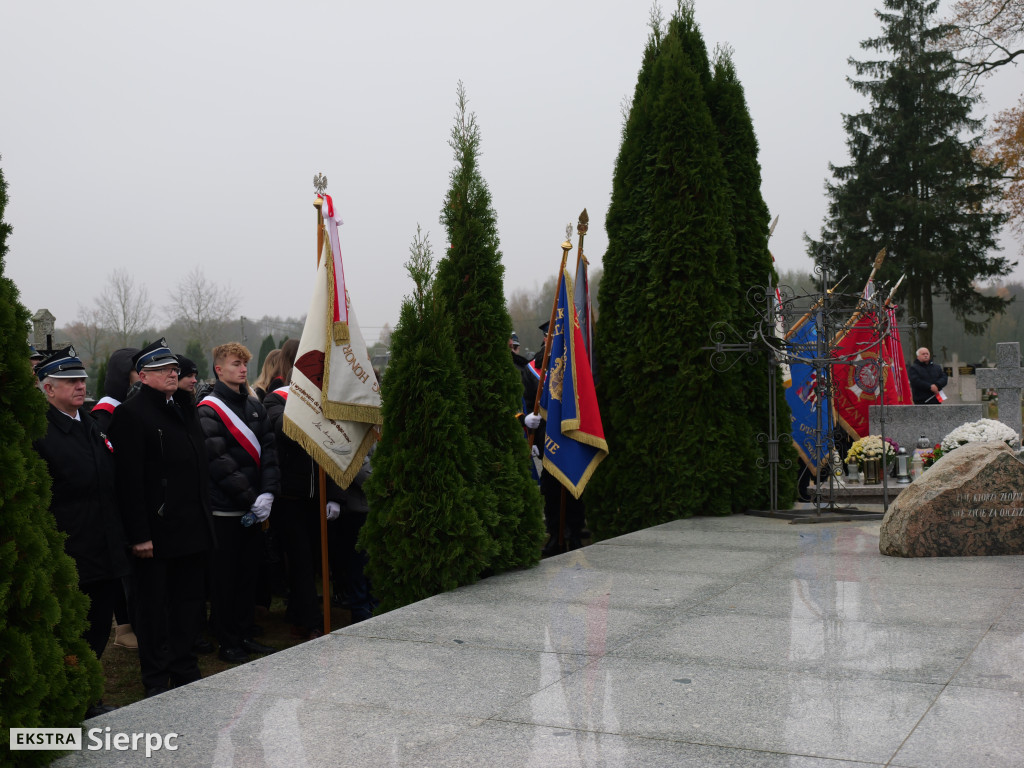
[92,396,120,415]
[272,386,289,400]
[199,395,261,467]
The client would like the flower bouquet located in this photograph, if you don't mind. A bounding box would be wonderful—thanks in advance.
[845,435,897,467]
[919,443,943,469]
[940,419,1020,454]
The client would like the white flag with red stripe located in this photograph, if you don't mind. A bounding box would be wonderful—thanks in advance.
[283,209,381,489]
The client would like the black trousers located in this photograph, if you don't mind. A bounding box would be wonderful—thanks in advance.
[273,496,321,631]
[329,511,375,621]
[210,516,261,649]
[131,552,207,690]
[79,577,120,660]
[541,470,585,543]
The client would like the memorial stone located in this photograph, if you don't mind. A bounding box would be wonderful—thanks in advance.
[31,307,55,349]
[869,403,984,454]
[975,342,1024,442]
[879,441,1024,557]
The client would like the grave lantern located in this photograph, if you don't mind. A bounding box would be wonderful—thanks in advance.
[895,447,912,484]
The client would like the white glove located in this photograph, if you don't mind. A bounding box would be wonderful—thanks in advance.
[524,412,541,429]
[325,501,341,521]
[532,445,541,459]
[250,492,274,522]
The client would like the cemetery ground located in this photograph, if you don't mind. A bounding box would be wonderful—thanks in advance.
[98,595,353,709]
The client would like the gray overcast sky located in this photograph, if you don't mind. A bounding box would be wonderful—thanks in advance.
[2,1,1020,343]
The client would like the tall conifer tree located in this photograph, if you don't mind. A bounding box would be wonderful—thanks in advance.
[588,4,747,537]
[0,160,102,766]
[361,228,496,612]
[434,83,545,570]
[808,0,1010,349]
[706,47,798,509]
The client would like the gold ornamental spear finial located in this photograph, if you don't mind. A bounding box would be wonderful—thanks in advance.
[575,209,589,271]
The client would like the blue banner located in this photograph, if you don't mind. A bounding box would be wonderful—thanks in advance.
[540,270,608,498]
[784,319,832,469]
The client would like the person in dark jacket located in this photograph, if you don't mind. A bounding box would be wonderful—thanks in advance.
[87,346,140,651]
[908,347,948,404]
[521,332,586,556]
[107,339,215,697]
[263,355,344,639]
[33,347,130,717]
[329,449,377,622]
[90,347,140,433]
[198,342,280,663]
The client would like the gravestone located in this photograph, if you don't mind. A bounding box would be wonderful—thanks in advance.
[31,308,55,350]
[976,342,1024,442]
[869,403,984,453]
[879,441,1024,557]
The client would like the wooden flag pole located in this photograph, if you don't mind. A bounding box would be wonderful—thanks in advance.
[313,190,332,636]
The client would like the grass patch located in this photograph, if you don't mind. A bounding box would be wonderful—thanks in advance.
[98,597,353,708]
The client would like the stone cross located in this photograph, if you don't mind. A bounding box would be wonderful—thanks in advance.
[976,342,1024,443]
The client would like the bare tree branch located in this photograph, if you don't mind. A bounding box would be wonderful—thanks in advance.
[94,268,153,348]
[166,266,240,356]
[944,0,1024,89]
[63,306,114,369]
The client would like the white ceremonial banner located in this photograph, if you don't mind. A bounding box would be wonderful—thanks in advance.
[283,232,381,489]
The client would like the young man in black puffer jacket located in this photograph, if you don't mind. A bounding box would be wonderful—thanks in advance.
[198,342,280,664]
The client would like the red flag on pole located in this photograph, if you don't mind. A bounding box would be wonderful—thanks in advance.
[833,310,912,438]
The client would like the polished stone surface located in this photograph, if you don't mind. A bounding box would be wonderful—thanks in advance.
[56,515,1024,767]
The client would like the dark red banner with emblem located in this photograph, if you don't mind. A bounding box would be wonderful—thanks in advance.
[833,309,912,438]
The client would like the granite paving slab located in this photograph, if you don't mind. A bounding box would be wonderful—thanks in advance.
[411,719,887,768]
[699,575,1019,627]
[890,685,1024,768]
[608,610,988,684]
[495,656,940,764]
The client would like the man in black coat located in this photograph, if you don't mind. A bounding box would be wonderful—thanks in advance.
[107,339,215,697]
[33,348,129,716]
[908,347,949,404]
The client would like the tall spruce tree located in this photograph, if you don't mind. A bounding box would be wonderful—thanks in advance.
[0,160,103,766]
[808,0,1010,350]
[361,228,496,611]
[588,4,748,538]
[434,83,545,570]
[706,46,798,509]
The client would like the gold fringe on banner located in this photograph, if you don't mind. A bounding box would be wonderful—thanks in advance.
[283,413,378,490]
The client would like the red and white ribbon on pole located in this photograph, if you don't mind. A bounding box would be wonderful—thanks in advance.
[320,194,347,326]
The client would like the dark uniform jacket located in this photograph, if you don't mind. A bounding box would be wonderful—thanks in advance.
[908,359,949,404]
[34,406,130,584]
[108,383,215,558]
[197,381,280,512]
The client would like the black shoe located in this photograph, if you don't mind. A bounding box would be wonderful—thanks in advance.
[193,637,215,654]
[240,638,276,655]
[218,646,250,664]
[144,687,170,699]
[85,701,117,718]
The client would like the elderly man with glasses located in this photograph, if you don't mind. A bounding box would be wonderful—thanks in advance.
[107,339,216,698]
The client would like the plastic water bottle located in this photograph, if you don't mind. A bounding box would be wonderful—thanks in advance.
[240,512,257,528]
